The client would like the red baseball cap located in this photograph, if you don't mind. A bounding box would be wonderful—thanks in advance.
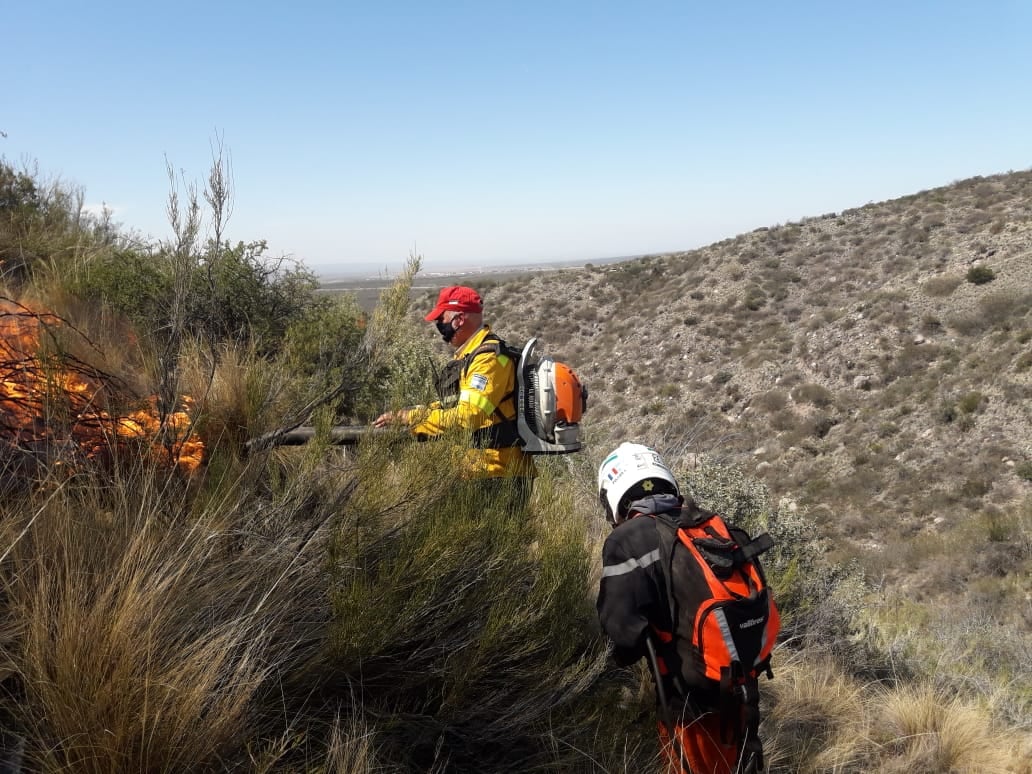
[424,285,483,321]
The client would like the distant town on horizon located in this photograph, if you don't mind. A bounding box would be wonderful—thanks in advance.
[314,253,638,283]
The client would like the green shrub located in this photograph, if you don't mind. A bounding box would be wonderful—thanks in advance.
[0,158,114,285]
[966,265,996,285]
[681,459,865,657]
[958,391,985,414]
[186,240,319,346]
[75,239,319,352]
[277,293,371,420]
[75,247,170,322]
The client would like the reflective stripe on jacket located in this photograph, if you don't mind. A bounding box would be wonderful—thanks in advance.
[597,510,674,668]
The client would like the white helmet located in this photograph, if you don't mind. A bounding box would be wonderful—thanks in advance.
[597,442,679,525]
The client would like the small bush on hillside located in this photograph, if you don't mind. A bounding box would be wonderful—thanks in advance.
[966,265,996,285]
[741,284,768,311]
[656,383,680,398]
[754,390,789,412]
[977,289,1032,329]
[920,313,942,333]
[640,400,665,416]
[956,391,984,414]
[945,311,991,336]
[882,343,941,383]
[922,275,963,297]
[957,476,992,499]
[790,383,834,407]
[805,414,838,439]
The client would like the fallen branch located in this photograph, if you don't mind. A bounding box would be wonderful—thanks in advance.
[243,425,383,453]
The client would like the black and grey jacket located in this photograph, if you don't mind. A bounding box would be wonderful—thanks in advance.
[596,494,681,666]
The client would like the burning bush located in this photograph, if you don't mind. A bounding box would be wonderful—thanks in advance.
[0,298,203,481]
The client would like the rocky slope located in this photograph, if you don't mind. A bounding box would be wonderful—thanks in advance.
[482,170,1032,571]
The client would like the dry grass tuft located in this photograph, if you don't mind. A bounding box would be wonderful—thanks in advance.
[0,459,334,772]
[872,687,1023,774]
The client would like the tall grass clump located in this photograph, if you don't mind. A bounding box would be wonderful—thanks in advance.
[0,452,342,772]
[872,687,1021,773]
[763,654,1032,773]
[323,432,616,772]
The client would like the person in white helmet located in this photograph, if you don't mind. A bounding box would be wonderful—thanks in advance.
[596,442,757,774]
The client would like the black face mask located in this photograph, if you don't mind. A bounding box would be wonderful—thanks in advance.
[436,318,458,343]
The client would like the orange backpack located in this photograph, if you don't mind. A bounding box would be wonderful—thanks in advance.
[654,505,780,770]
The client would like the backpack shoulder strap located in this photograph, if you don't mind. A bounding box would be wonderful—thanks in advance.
[461,335,523,447]
[461,335,503,376]
[651,511,682,638]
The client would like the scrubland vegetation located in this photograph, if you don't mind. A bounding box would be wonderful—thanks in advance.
[0,155,1029,772]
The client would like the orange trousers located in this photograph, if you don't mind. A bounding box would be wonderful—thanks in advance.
[657,710,739,774]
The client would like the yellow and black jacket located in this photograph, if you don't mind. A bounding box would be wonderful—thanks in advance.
[407,325,536,479]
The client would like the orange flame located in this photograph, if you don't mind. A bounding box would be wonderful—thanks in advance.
[0,300,204,474]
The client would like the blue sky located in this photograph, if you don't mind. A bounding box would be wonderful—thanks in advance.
[5,1,1031,277]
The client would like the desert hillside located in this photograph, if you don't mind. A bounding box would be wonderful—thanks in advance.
[472,170,1032,590]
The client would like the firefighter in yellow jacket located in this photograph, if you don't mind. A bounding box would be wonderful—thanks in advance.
[374,285,536,503]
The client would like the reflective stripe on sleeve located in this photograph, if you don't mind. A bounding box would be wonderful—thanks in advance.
[601,548,660,578]
[459,389,495,415]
